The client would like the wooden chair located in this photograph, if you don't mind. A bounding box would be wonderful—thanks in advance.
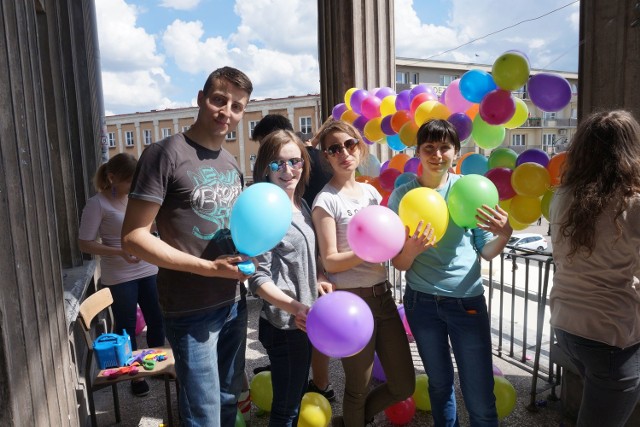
[78,287,177,426]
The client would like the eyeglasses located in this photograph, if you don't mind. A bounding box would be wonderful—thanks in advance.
[268,157,304,172]
[325,138,359,157]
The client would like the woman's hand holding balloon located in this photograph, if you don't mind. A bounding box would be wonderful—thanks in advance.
[293,303,311,332]
[211,254,255,280]
[475,204,511,239]
[404,221,436,257]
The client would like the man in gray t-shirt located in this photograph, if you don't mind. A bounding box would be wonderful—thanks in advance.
[122,66,254,427]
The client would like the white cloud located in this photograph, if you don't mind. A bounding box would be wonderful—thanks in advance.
[160,0,201,11]
[101,69,180,113]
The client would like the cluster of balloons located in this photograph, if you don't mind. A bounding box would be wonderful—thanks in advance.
[333,50,572,154]
[458,147,566,229]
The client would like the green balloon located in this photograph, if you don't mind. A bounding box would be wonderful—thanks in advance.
[448,175,499,229]
[235,409,247,427]
[413,374,431,411]
[492,51,531,91]
[472,115,506,150]
[488,148,518,170]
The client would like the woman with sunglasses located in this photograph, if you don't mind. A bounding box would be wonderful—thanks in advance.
[388,119,512,427]
[312,119,415,427]
[248,130,333,427]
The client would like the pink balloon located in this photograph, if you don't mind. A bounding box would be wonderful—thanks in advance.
[485,167,516,201]
[479,89,516,125]
[444,79,474,113]
[135,305,146,336]
[397,304,413,337]
[379,168,401,192]
[347,205,405,263]
[361,96,382,119]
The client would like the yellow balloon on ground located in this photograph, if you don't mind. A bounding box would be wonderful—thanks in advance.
[413,374,431,411]
[414,101,452,126]
[494,375,517,420]
[398,188,449,242]
[509,195,542,225]
[511,163,551,198]
[364,117,385,142]
[250,371,273,412]
[298,392,332,427]
[541,188,555,221]
[504,97,529,129]
[344,88,357,109]
[380,95,398,116]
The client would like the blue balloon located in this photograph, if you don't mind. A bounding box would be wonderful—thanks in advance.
[460,153,489,175]
[230,183,292,257]
[459,70,497,103]
[386,134,407,151]
[394,172,417,188]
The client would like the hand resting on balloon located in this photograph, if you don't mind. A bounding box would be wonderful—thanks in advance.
[391,221,436,271]
[211,254,255,281]
[475,204,513,260]
[294,303,311,332]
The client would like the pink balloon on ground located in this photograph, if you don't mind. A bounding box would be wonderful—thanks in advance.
[346,205,406,263]
[135,305,146,336]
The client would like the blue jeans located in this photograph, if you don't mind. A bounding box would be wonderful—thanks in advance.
[164,298,248,427]
[403,287,497,427]
[109,274,165,350]
[555,329,640,427]
[258,317,312,427]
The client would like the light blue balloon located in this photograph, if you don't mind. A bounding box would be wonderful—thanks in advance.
[459,70,497,103]
[394,172,417,188]
[230,183,292,257]
[460,153,489,175]
[386,134,407,151]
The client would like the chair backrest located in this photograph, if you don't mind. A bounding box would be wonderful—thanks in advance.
[78,287,114,347]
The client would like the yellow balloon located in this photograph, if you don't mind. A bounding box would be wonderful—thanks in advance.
[509,215,529,231]
[413,374,431,411]
[364,117,385,142]
[250,371,273,412]
[344,88,357,109]
[511,162,550,198]
[398,187,449,242]
[399,121,419,147]
[298,392,332,427]
[380,95,398,116]
[494,376,517,420]
[414,101,451,126]
[340,109,359,125]
[504,97,529,129]
[541,188,555,221]
[509,195,542,225]
[498,197,512,212]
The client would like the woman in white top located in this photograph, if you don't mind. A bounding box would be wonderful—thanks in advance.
[78,153,164,397]
[312,119,414,427]
[550,110,640,427]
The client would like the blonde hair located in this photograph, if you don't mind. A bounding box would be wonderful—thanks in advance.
[315,118,370,165]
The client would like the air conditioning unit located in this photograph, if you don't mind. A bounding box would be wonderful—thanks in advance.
[558,129,567,135]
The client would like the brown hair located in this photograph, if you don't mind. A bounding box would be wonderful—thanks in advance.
[253,130,311,205]
[314,118,370,165]
[559,110,640,257]
[93,153,137,192]
[202,66,253,97]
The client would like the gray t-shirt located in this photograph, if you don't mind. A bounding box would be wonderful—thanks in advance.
[312,182,387,288]
[248,204,318,330]
[130,133,244,317]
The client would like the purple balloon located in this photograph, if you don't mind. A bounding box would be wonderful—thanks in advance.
[381,115,395,136]
[375,86,395,100]
[350,89,369,115]
[380,160,390,174]
[395,90,411,111]
[353,115,368,132]
[362,136,375,145]
[516,148,550,167]
[447,113,473,141]
[372,352,386,381]
[403,157,420,173]
[528,73,572,112]
[306,291,374,358]
[332,103,348,120]
[409,84,436,100]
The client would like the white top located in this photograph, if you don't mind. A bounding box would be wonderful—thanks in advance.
[78,192,158,286]
[550,189,640,348]
[312,182,387,289]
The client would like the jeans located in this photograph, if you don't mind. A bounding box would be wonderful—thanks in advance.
[555,328,640,427]
[258,317,312,427]
[340,289,415,427]
[403,287,497,427]
[164,298,248,427]
[109,274,165,350]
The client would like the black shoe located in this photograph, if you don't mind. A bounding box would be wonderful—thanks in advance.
[131,379,150,397]
[253,364,271,375]
[307,379,336,402]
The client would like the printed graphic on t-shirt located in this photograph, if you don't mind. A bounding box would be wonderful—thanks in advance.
[189,166,241,239]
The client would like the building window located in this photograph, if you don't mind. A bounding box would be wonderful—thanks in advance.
[440,74,459,86]
[108,132,115,148]
[162,128,171,138]
[125,131,134,147]
[182,126,190,132]
[396,71,410,85]
[143,129,152,145]
[543,134,556,147]
[249,120,259,140]
[300,117,312,134]
[543,111,556,120]
[226,131,237,141]
[511,134,526,146]
[412,73,419,85]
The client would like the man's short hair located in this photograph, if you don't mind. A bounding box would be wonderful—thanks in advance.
[252,114,293,142]
[202,66,253,97]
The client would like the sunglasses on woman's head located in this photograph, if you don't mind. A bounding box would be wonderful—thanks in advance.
[325,138,359,157]
[268,157,304,172]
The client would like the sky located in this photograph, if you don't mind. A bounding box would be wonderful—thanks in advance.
[96,0,580,116]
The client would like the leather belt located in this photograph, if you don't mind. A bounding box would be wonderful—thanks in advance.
[345,280,390,298]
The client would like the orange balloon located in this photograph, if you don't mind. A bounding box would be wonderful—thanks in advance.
[455,152,474,175]
[388,153,411,172]
[466,104,480,120]
[369,177,385,195]
[417,162,423,176]
[391,110,413,133]
[341,110,359,124]
[356,175,374,184]
[399,121,419,147]
[547,152,567,187]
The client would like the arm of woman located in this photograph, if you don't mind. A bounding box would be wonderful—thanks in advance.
[476,204,513,260]
[312,207,364,273]
[254,283,310,331]
[78,239,139,263]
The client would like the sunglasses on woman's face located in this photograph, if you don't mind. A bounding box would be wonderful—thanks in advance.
[268,157,304,172]
[325,138,359,157]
